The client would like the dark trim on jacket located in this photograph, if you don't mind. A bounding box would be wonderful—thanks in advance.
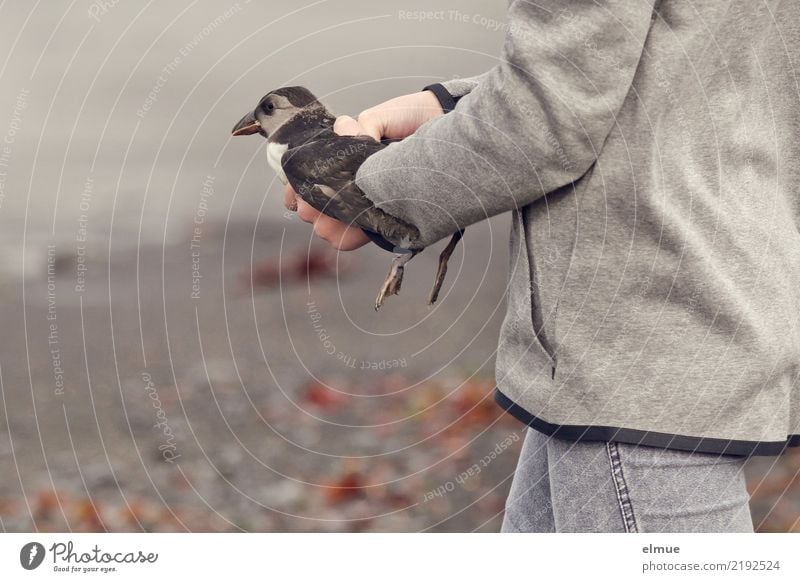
[495,388,800,458]
[423,83,460,113]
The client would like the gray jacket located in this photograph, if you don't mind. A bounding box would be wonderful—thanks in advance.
[355,0,800,456]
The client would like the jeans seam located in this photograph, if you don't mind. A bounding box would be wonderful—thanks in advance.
[606,442,639,533]
[501,508,526,533]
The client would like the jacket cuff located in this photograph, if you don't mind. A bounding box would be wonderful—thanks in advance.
[422,83,459,113]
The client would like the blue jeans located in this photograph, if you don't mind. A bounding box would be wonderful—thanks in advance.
[502,428,754,532]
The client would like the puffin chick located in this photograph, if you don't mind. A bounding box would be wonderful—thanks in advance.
[231,86,463,309]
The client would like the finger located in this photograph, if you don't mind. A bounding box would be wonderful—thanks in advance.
[355,109,383,141]
[283,185,298,211]
[334,227,370,251]
[333,115,362,137]
[296,198,322,224]
[311,214,348,247]
[311,219,338,245]
[313,219,370,251]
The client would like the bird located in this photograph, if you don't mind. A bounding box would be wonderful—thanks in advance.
[231,86,463,310]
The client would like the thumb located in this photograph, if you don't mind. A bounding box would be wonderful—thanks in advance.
[333,115,364,137]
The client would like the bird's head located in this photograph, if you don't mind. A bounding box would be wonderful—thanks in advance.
[231,86,320,139]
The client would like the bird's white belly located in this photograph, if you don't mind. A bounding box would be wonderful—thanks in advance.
[266,142,289,184]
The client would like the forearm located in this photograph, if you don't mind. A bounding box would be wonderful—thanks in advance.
[356,0,656,248]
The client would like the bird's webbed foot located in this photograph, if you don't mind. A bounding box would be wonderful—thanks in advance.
[375,251,418,310]
[428,230,464,306]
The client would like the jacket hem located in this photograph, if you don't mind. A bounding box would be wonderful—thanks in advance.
[494,388,799,457]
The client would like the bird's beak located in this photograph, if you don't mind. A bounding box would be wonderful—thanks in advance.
[231,110,261,136]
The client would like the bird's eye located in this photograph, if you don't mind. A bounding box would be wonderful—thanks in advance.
[265,102,275,113]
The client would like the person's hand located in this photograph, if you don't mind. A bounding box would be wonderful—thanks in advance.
[285,90,444,250]
[351,89,444,141]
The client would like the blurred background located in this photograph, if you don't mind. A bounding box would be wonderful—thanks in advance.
[0,0,797,532]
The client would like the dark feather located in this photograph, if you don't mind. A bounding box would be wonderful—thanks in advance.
[271,104,335,149]
[282,136,421,249]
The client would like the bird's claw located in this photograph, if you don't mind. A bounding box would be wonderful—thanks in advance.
[427,230,464,306]
[374,252,414,310]
[372,233,463,311]
[375,265,404,310]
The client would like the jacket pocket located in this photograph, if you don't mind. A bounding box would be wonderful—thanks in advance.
[530,252,559,374]
[509,208,559,376]
[522,205,567,378]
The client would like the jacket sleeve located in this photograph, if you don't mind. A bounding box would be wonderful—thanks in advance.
[440,75,486,99]
[355,0,656,248]
[423,74,489,113]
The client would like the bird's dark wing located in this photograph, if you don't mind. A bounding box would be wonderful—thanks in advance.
[282,135,421,250]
